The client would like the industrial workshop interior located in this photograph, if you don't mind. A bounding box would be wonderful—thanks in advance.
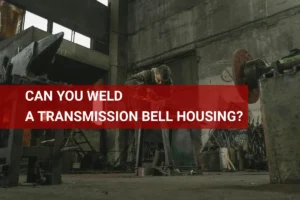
[0,0,300,199]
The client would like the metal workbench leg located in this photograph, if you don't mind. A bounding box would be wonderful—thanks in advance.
[26,157,38,183]
[27,129,39,183]
[135,129,144,175]
[190,129,202,174]
[0,96,23,187]
[2,129,23,187]
[49,129,64,184]
[161,129,175,176]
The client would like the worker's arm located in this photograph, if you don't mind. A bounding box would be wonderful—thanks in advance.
[125,82,154,106]
[125,70,151,85]
[125,70,156,104]
[124,79,144,85]
[164,77,173,85]
[131,86,156,105]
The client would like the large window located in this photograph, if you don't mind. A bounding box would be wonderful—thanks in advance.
[23,11,48,31]
[96,0,108,6]
[23,11,92,49]
[52,23,72,41]
[52,23,91,48]
[74,32,91,48]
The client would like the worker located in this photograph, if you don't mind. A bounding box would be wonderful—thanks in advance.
[125,64,173,109]
[126,65,173,174]
[125,64,173,85]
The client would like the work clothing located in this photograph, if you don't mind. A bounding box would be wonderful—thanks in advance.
[125,68,173,110]
[125,68,172,85]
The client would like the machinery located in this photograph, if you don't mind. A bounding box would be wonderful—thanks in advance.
[0,32,76,187]
[135,128,201,176]
[232,49,300,183]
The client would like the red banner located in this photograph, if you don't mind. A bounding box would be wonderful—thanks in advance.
[0,85,248,129]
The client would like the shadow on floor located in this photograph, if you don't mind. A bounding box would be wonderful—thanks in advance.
[210,184,300,194]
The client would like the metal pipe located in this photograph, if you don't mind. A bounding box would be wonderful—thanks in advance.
[277,59,300,72]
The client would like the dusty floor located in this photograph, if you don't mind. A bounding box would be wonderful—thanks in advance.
[1,172,300,200]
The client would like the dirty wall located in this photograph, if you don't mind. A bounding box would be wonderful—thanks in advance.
[127,0,300,149]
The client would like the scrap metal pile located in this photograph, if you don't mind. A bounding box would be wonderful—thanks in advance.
[206,119,267,170]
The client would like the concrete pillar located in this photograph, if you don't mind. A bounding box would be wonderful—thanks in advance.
[260,70,300,184]
[108,0,128,166]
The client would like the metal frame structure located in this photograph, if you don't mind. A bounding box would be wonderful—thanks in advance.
[135,128,201,176]
[0,32,73,187]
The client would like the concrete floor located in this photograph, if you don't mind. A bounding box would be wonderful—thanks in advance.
[1,172,300,200]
